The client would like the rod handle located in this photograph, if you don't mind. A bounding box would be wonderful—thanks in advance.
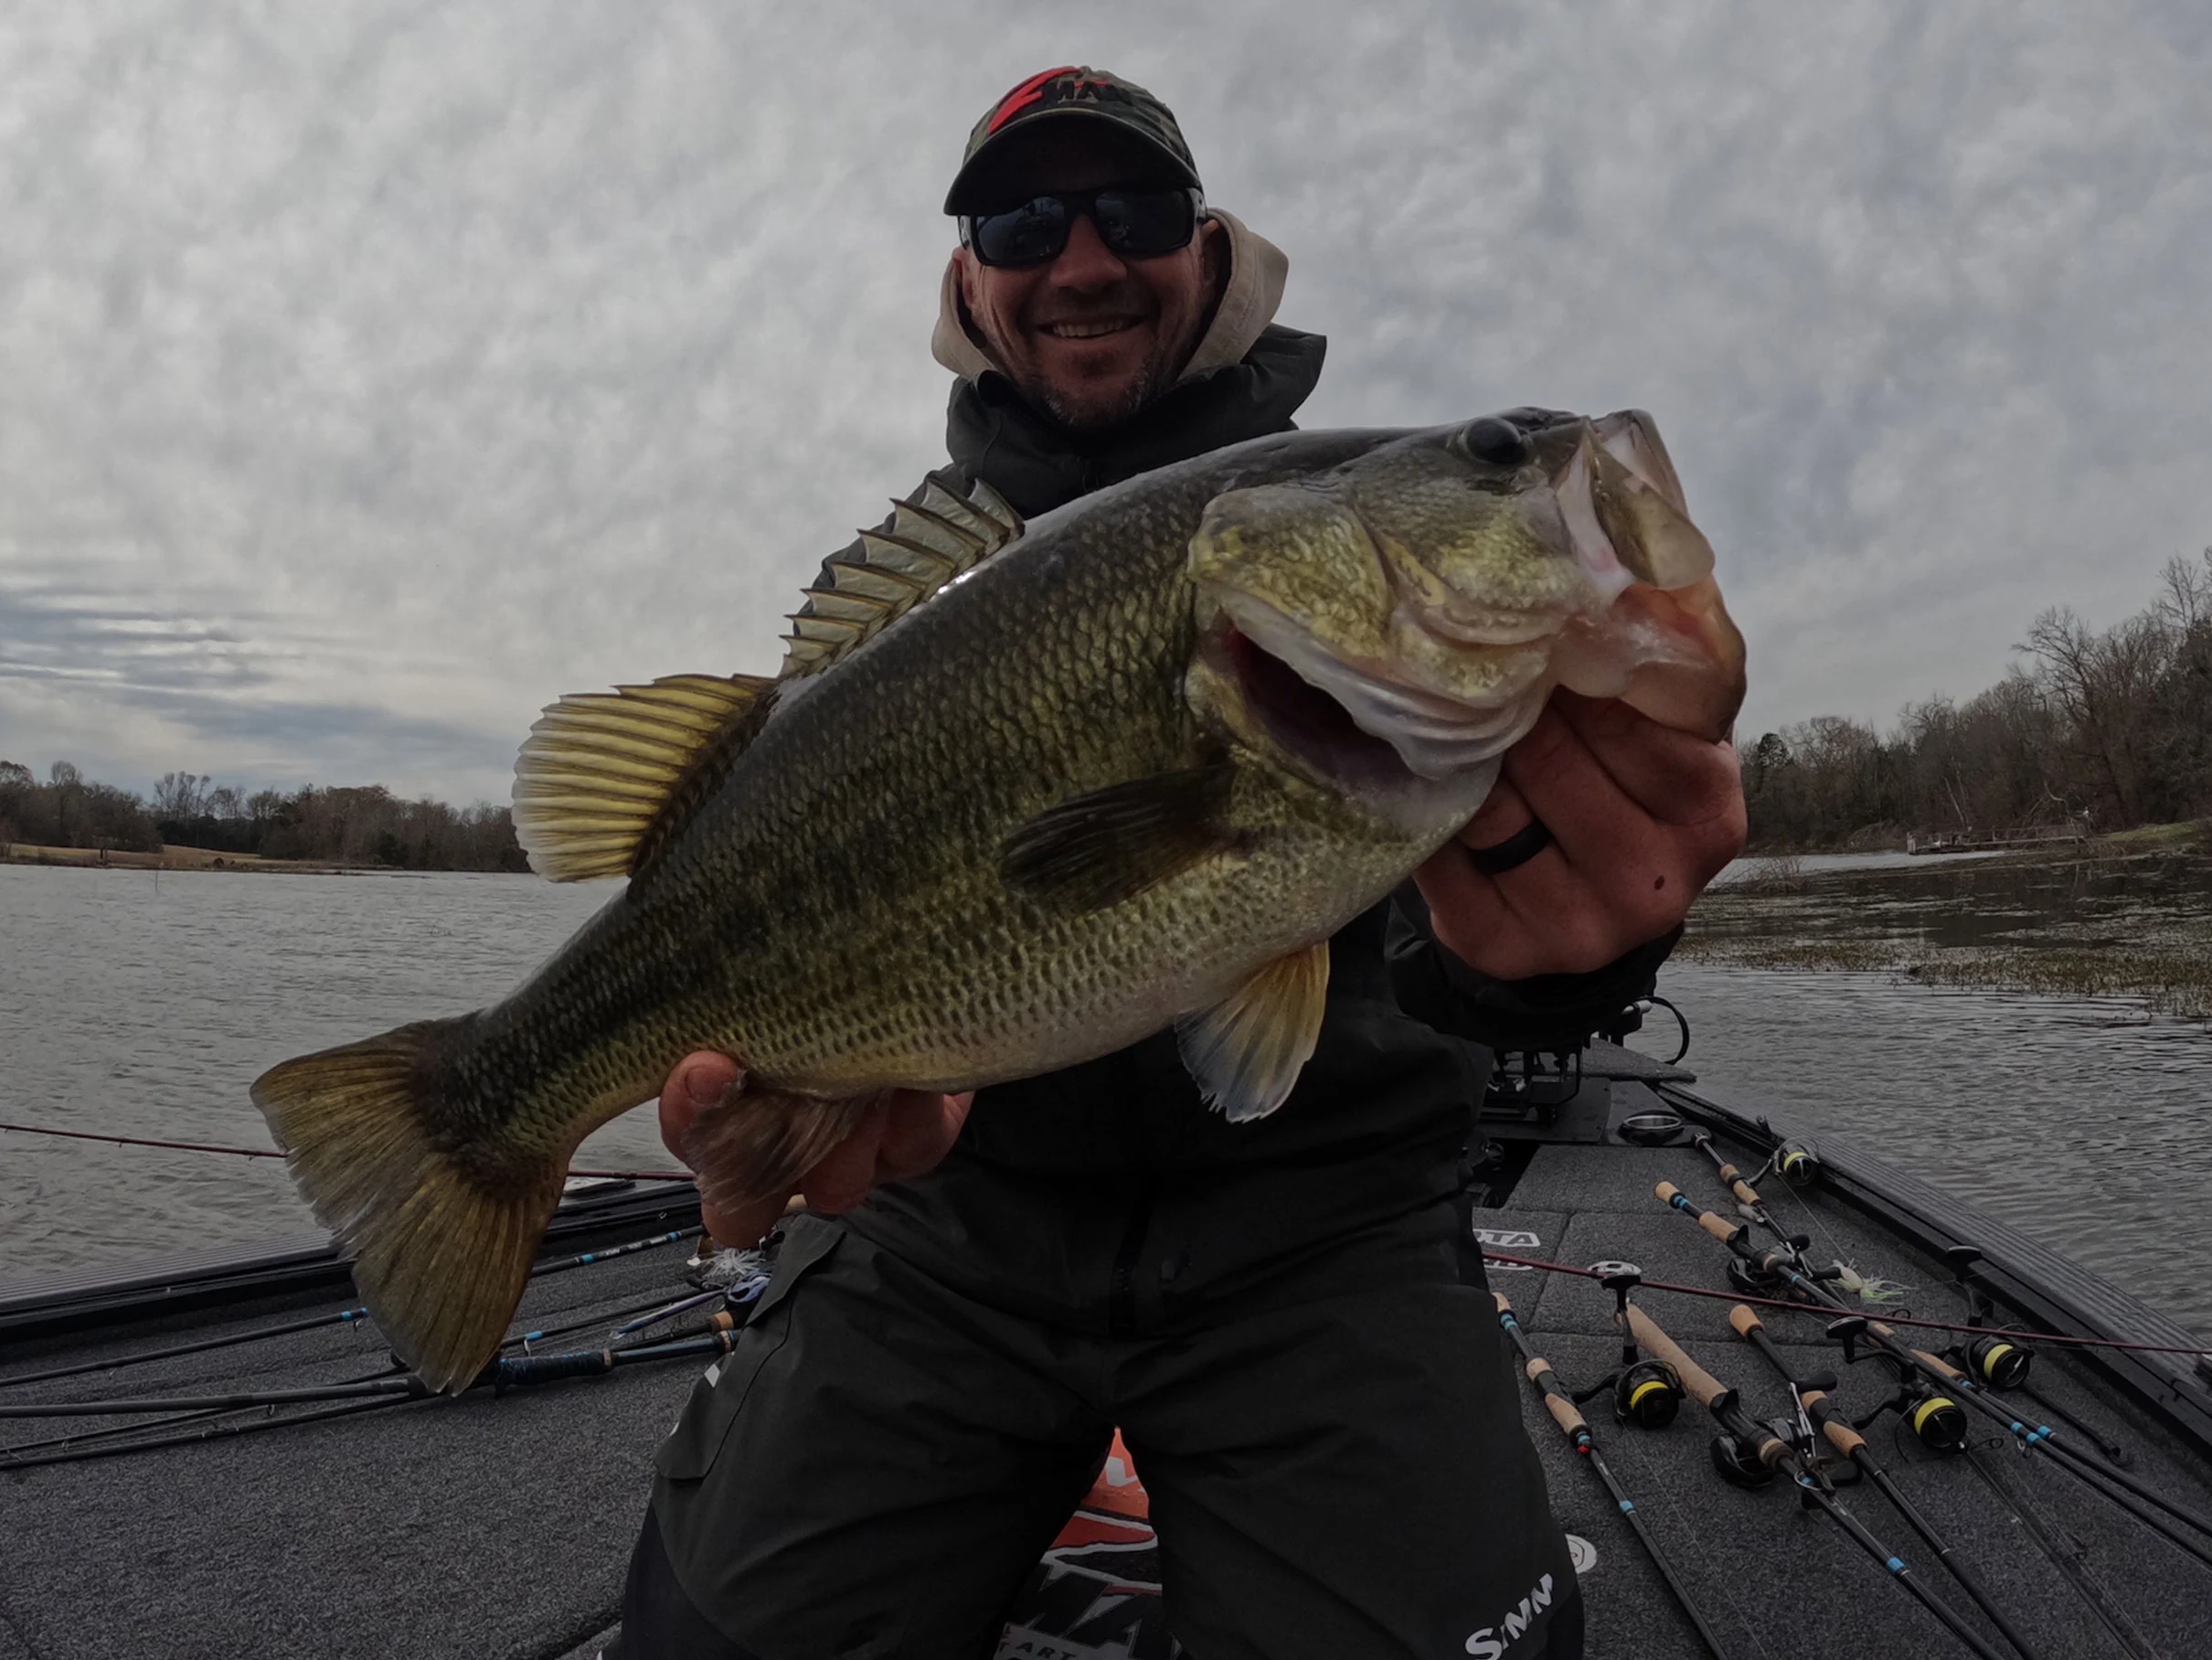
[1494,1291,1513,1314]
[1523,1359,1591,1436]
[1801,1389,1868,1457]
[1717,1161,1761,1206]
[1915,1348,1965,1380]
[1624,1304,1730,1410]
[1728,1304,1764,1339]
[1659,1181,1739,1240]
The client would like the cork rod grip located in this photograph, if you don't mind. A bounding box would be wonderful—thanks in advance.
[1728,1304,1764,1339]
[1916,1348,1966,1380]
[1801,1390,1867,1457]
[1654,1181,1739,1241]
[1623,1304,1730,1409]
[1525,1360,1590,1436]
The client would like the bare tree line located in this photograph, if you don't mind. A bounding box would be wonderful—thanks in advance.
[12,548,2209,866]
[0,761,525,871]
[1745,549,2212,849]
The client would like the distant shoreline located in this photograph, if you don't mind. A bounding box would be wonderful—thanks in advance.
[1686,829,2212,1021]
[4,842,398,875]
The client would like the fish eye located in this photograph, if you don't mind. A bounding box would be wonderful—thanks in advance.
[1452,416,1535,468]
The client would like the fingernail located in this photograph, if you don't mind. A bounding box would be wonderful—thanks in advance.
[685,1069,723,1109]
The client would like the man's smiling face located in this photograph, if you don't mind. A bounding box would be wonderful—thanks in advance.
[954,126,1227,432]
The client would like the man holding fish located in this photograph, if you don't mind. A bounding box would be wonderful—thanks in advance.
[621,69,1745,1660]
[256,64,1746,1660]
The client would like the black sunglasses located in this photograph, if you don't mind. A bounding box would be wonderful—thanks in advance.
[961,186,1206,270]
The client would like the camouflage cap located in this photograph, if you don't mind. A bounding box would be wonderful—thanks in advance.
[944,67,1200,215]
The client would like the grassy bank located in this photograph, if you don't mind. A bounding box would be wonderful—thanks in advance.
[1686,832,2212,1021]
[0,842,355,875]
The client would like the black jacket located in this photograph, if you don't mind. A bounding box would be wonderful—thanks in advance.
[841,328,1671,1329]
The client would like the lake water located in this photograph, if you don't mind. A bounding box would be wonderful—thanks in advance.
[4,863,2208,1336]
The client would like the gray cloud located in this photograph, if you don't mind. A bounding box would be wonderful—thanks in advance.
[1,1,2207,801]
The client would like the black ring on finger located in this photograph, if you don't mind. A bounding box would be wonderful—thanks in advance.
[1468,816,1555,877]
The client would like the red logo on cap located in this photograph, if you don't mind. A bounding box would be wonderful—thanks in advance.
[987,66,1080,133]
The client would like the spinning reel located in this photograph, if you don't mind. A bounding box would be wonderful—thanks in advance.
[1827,1312,1971,1453]
[1579,1262,1686,1431]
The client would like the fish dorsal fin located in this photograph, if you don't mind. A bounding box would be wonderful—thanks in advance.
[1175,940,1332,1123]
[512,673,776,881]
[778,471,1024,681]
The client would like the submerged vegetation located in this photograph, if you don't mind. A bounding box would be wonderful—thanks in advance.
[0,761,524,872]
[1746,550,2212,850]
[1687,837,2212,1021]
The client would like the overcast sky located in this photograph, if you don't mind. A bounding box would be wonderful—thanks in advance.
[3,2,2207,803]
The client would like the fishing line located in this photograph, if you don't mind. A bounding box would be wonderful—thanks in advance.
[0,1395,409,1474]
[1478,1252,2212,1359]
[0,1119,690,1182]
[0,1305,376,1390]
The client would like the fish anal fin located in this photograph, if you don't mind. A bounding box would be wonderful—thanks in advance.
[251,1016,563,1393]
[998,763,1239,913]
[1175,940,1332,1123]
[513,674,777,882]
[682,1085,880,1221]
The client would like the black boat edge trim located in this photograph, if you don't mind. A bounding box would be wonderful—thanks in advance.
[1656,1082,2212,1464]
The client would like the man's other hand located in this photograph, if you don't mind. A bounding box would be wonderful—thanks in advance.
[1413,690,1746,982]
[657,1054,974,1248]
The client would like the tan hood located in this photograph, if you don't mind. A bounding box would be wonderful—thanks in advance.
[930,208,1291,386]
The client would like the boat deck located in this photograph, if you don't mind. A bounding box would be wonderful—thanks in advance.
[5,1052,2210,1658]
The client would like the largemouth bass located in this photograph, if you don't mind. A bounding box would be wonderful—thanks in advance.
[254,409,1745,1390]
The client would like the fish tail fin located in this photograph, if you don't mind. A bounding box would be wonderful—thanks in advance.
[251,1016,564,1394]
[681,1086,878,1220]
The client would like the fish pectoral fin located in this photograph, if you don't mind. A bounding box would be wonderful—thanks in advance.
[251,1016,565,1394]
[682,1085,880,1218]
[1175,939,1331,1123]
[512,673,778,882]
[997,763,1239,913]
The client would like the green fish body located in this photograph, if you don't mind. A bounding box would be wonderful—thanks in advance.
[255,411,1746,1389]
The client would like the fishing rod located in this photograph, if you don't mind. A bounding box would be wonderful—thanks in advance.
[1654,1181,2212,1568]
[1477,1249,2212,1359]
[1493,1292,1734,1660]
[0,1304,374,1390]
[0,1223,707,1395]
[0,1395,413,1474]
[526,1225,704,1278]
[0,1329,741,1472]
[1688,1129,1813,1268]
[0,1118,692,1183]
[1941,1245,2132,1468]
[1624,1303,2011,1660]
[1728,1302,2039,1660]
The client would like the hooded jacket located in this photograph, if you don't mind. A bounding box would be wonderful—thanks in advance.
[831,211,1672,1330]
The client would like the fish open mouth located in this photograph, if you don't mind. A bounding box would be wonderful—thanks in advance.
[1215,621,1420,792]
[1205,598,1537,790]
